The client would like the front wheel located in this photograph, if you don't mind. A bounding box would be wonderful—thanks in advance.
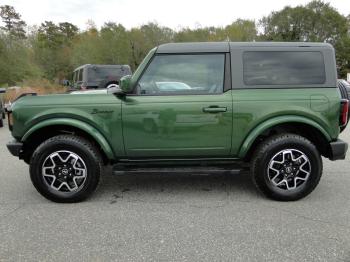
[251,133,322,201]
[30,135,102,203]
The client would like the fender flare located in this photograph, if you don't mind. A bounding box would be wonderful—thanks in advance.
[238,115,332,158]
[21,118,115,160]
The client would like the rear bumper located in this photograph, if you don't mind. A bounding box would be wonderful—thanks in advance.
[6,140,23,157]
[329,139,348,160]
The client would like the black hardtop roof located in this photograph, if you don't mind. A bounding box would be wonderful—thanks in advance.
[73,64,131,72]
[156,42,333,53]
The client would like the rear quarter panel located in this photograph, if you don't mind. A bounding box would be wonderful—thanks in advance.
[230,44,340,157]
[231,88,341,156]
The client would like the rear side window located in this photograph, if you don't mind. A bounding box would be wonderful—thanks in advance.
[243,51,326,85]
[73,71,77,83]
[87,67,123,82]
[78,69,83,82]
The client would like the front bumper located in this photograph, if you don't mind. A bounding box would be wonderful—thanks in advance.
[6,140,23,157]
[329,139,348,160]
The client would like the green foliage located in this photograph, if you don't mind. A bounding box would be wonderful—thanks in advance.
[0,33,40,85]
[0,5,26,39]
[0,1,349,84]
[260,0,350,77]
[33,21,79,80]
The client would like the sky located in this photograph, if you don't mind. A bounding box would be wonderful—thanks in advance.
[2,0,350,30]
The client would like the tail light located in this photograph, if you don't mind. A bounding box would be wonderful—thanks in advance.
[340,99,349,127]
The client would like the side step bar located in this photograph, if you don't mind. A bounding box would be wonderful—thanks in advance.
[112,161,249,175]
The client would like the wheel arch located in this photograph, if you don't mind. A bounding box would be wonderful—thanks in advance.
[21,118,115,163]
[239,116,332,160]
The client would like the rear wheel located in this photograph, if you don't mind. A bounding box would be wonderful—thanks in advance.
[0,118,3,127]
[30,135,102,203]
[251,133,322,201]
[106,83,119,89]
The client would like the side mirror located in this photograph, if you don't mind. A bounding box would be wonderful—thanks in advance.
[107,84,124,95]
[119,75,133,93]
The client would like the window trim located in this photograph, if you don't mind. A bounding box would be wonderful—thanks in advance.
[242,50,327,87]
[78,69,83,82]
[130,52,231,96]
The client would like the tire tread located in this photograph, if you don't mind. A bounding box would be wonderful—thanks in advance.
[30,135,102,203]
[251,133,322,201]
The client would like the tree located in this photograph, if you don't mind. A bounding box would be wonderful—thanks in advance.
[58,22,79,41]
[0,33,40,85]
[33,21,79,80]
[129,23,174,69]
[260,1,348,42]
[260,0,350,77]
[174,20,256,42]
[99,22,131,64]
[0,5,26,39]
[225,19,257,41]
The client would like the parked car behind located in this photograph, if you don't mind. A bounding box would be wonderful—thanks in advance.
[338,79,350,99]
[72,64,132,90]
[338,79,350,122]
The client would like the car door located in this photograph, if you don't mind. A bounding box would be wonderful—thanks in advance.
[121,53,233,158]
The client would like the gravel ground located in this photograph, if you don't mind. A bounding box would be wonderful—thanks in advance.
[0,119,350,262]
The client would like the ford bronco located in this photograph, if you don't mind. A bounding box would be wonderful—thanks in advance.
[6,42,349,202]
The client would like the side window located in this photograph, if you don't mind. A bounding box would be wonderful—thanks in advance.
[78,69,83,82]
[73,71,77,83]
[243,51,326,86]
[87,67,120,82]
[137,54,225,95]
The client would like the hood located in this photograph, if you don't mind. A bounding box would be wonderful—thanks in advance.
[11,91,117,108]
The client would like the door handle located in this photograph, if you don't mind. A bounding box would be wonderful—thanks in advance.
[202,106,227,113]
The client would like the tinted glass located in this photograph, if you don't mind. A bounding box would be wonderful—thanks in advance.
[137,54,225,95]
[73,71,77,83]
[88,67,128,82]
[78,69,83,82]
[243,51,326,85]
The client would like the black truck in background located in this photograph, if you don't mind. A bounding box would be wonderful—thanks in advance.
[71,64,132,90]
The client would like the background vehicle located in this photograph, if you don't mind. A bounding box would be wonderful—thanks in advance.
[0,88,6,128]
[6,42,349,203]
[338,79,350,100]
[71,64,132,90]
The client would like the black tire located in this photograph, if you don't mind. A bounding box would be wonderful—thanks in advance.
[251,133,322,201]
[103,81,118,89]
[0,118,3,128]
[30,135,102,203]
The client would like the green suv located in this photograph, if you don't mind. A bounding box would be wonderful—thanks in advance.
[6,42,349,202]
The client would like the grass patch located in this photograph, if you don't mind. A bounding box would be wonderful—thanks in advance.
[2,79,67,103]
